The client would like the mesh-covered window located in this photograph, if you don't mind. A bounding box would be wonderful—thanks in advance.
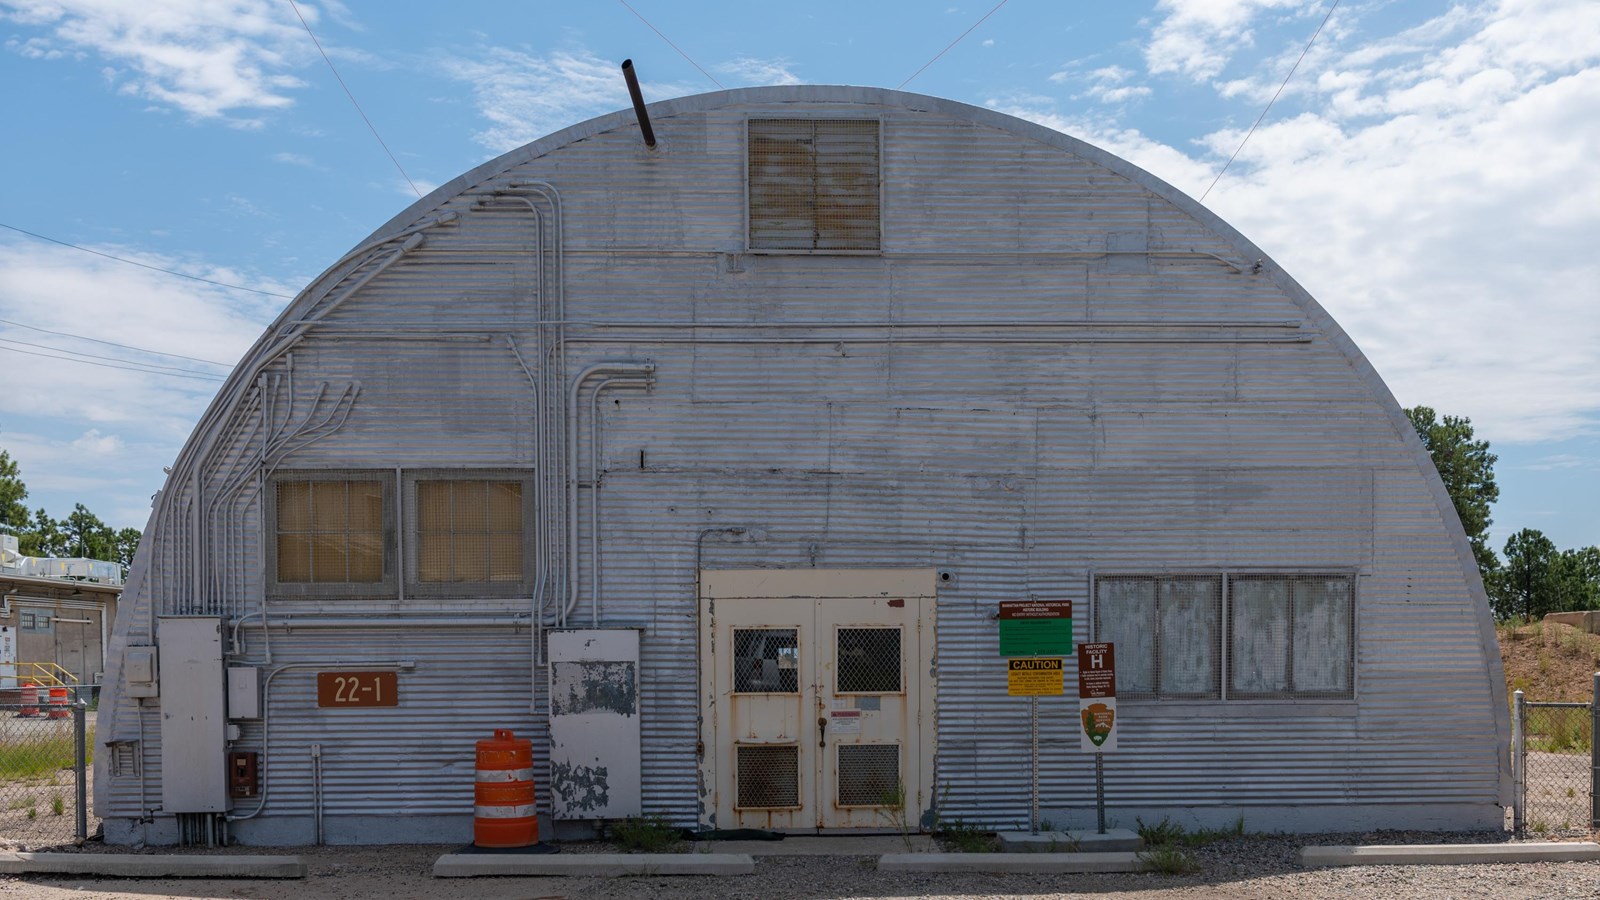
[734,628,799,693]
[415,480,524,583]
[736,744,800,809]
[276,479,385,584]
[1229,575,1354,699]
[836,627,901,693]
[748,118,880,251]
[837,744,900,807]
[1095,576,1221,698]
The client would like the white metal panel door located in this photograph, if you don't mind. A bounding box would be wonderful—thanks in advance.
[818,597,921,829]
[708,597,814,830]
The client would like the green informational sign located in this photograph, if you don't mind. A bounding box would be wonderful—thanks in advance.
[997,600,1073,657]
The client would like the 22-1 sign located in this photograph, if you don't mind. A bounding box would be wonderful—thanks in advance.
[316,671,398,708]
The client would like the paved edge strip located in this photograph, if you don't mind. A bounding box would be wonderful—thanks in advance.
[1302,842,1600,867]
[879,851,1150,873]
[432,852,755,877]
[0,853,307,879]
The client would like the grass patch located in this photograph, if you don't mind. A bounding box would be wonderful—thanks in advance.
[608,814,682,853]
[0,733,84,782]
[1139,843,1201,875]
[1135,815,1187,847]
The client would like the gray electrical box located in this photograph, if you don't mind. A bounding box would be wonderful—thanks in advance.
[227,666,260,719]
[158,617,227,812]
[124,645,159,698]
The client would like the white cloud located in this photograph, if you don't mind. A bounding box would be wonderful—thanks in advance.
[272,151,323,169]
[0,239,289,527]
[443,47,700,154]
[716,56,802,86]
[1057,64,1155,104]
[1,0,329,122]
[982,39,995,48]
[71,429,124,456]
[1000,0,1600,445]
[1143,0,1307,81]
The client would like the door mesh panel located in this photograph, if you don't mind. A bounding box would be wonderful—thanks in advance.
[733,628,800,693]
[737,744,800,809]
[836,627,901,692]
[837,744,900,807]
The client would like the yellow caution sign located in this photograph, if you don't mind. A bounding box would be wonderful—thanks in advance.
[1007,657,1064,696]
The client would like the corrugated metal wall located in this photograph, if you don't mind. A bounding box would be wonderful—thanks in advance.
[97,88,1508,838]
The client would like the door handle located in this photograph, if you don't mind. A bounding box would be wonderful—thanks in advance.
[818,716,827,748]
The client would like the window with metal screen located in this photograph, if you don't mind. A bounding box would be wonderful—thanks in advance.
[836,627,901,693]
[1229,575,1353,699]
[275,479,386,584]
[1094,576,1221,698]
[733,628,799,693]
[736,744,800,809]
[748,118,880,251]
[415,480,524,583]
[837,744,900,807]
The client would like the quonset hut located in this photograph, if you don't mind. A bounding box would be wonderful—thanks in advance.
[95,86,1510,846]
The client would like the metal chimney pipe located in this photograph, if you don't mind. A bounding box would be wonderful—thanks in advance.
[621,59,656,148]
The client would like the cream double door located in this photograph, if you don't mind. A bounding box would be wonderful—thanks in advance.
[700,569,935,831]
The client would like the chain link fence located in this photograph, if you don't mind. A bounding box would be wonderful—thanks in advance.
[0,702,90,847]
[1513,689,1597,835]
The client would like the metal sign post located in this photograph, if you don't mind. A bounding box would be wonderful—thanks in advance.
[1077,642,1117,835]
[1030,695,1039,834]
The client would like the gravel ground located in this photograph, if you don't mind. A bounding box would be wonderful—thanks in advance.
[4,831,1600,899]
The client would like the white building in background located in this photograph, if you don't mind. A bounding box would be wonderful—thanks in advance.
[95,86,1509,847]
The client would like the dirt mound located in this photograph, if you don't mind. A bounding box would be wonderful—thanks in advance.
[1499,619,1600,703]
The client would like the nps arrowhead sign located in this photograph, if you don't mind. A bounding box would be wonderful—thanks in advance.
[997,600,1072,657]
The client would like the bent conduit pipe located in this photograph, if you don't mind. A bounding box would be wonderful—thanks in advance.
[561,361,654,627]
[589,377,652,626]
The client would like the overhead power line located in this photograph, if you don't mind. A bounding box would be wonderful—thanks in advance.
[288,0,423,198]
[1200,0,1341,203]
[899,0,1011,90]
[0,338,228,379]
[0,222,295,299]
[0,345,227,383]
[618,0,725,89]
[0,317,234,367]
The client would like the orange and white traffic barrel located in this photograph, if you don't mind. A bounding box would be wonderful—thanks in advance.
[18,682,40,718]
[47,686,69,719]
[474,728,537,848]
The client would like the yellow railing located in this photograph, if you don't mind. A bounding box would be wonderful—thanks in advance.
[11,662,79,687]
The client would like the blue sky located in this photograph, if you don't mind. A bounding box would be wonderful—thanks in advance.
[0,0,1596,553]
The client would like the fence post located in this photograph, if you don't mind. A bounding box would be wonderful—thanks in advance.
[73,700,87,841]
[1592,673,1599,830]
[1512,689,1524,834]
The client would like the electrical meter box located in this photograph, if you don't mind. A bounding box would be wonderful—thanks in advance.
[157,617,227,812]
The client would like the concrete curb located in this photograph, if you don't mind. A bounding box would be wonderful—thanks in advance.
[1302,842,1600,867]
[433,852,755,877]
[997,829,1144,853]
[879,851,1150,873]
[0,852,307,879]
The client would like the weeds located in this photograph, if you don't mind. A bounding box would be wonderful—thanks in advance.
[876,782,916,852]
[50,793,63,816]
[1135,815,1186,847]
[1139,843,1201,875]
[931,784,994,853]
[608,814,682,853]
[1186,816,1246,847]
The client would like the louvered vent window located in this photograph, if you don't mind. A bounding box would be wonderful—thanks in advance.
[747,118,880,251]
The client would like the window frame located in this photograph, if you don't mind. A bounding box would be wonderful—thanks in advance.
[1092,575,1223,699]
[744,116,884,255]
[402,469,538,599]
[266,469,396,600]
[1091,569,1358,703]
[1226,573,1356,701]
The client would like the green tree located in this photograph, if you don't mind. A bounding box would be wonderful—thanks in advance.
[1404,406,1500,579]
[1550,547,1600,612]
[1499,528,1559,620]
[20,508,64,558]
[0,450,28,530]
[114,527,142,568]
